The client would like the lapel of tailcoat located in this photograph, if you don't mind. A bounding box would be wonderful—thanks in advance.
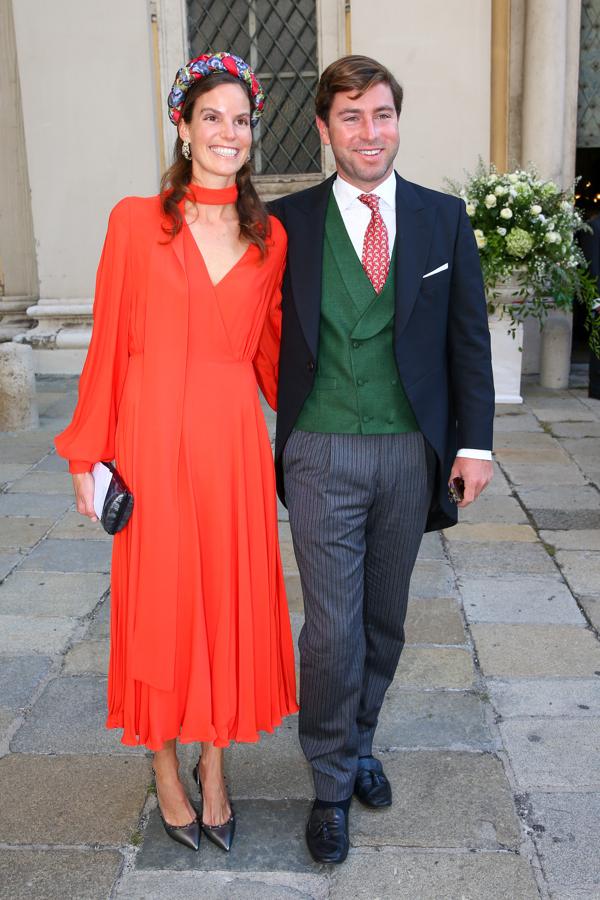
[285,174,336,358]
[393,173,436,339]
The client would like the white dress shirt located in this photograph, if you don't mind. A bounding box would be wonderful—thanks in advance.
[331,172,492,462]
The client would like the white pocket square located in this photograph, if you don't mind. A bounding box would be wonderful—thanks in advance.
[423,263,449,279]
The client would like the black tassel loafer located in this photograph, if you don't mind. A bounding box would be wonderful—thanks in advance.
[354,756,392,808]
[192,763,236,852]
[306,803,350,864]
[152,770,201,851]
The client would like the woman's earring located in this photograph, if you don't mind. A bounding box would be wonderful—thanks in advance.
[182,140,191,160]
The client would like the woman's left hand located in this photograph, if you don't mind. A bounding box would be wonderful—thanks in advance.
[72,472,98,522]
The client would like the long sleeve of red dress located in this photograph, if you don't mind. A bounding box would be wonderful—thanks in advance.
[55,200,132,472]
[252,232,286,410]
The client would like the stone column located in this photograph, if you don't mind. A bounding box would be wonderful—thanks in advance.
[0,342,38,430]
[18,297,92,374]
[0,0,38,341]
[521,0,582,187]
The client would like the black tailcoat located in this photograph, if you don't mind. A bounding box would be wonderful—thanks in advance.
[268,172,495,531]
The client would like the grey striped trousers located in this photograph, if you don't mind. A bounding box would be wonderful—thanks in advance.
[283,430,434,801]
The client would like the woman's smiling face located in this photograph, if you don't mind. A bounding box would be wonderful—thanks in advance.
[178,81,253,185]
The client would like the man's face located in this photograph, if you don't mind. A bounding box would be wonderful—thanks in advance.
[317,82,400,191]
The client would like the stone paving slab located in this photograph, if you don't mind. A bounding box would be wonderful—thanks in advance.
[580,596,600,632]
[284,573,303,614]
[21,538,111,572]
[0,516,53,550]
[493,411,543,432]
[494,430,560,449]
[555,550,600,596]
[528,792,600,898]
[49,510,111,540]
[115,870,328,900]
[458,494,528,524]
[448,540,556,575]
[460,575,584,625]
[495,446,573,465]
[374,689,496,751]
[9,470,74,494]
[550,420,600,438]
[444,523,537,542]
[176,720,311,801]
[33,451,70,472]
[279,541,298,573]
[0,571,109,617]
[350,751,521,850]
[559,436,600,464]
[404,597,466,645]
[0,464,31,486]
[417,531,445,559]
[0,753,150,845]
[529,403,597,422]
[499,461,588,487]
[63,639,110,674]
[11,675,141,754]
[0,654,52,708]
[137,799,318,873]
[394,646,474,689]
[515,484,600,511]
[85,596,111,638]
[408,560,456,598]
[488,678,600,718]
[540,529,600,551]
[0,433,56,464]
[0,708,15,742]
[500,718,600,790]
[290,612,303,650]
[0,492,73,518]
[472,624,600,677]
[0,551,21,581]
[0,613,77,654]
[528,507,600,531]
[0,849,123,900]
[329,847,540,900]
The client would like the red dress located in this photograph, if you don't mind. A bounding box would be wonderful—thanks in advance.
[55,195,298,749]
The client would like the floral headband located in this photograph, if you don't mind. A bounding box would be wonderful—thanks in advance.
[167,52,265,128]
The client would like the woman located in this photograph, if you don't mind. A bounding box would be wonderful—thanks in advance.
[55,53,298,853]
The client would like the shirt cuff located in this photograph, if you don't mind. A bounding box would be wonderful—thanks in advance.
[456,448,493,461]
[69,460,94,474]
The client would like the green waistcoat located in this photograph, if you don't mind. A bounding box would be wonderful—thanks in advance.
[295,193,419,435]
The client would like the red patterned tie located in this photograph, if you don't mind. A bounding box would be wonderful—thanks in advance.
[358,193,390,294]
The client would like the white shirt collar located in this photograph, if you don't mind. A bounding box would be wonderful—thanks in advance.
[333,169,397,211]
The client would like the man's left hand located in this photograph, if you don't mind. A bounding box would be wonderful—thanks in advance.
[449,457,494,508]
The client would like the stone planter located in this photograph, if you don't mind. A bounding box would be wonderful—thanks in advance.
[522,307,573,387]
[487,275,524,404]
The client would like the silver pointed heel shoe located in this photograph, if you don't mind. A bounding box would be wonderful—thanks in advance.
[152,770,201,851]
[192,763,236,852]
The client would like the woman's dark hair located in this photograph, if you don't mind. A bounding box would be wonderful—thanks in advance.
[315,55,403,125]
[160,72,269,256]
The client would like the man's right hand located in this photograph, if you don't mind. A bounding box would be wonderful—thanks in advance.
[72,472,98,522]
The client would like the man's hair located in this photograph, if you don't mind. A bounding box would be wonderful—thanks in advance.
[315,55,403,124]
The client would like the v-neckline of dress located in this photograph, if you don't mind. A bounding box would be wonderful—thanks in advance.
[183,220,253,290]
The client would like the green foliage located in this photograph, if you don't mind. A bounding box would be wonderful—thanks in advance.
[447,161,600,356]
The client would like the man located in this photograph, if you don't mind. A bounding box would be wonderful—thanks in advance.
[269,55,494,865]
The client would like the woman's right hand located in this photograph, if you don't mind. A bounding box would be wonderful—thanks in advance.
[72,472,98,522]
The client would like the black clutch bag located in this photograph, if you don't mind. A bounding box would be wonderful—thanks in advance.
[92,461,134,535]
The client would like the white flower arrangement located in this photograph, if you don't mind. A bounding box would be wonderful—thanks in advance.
[447,161,599,352]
